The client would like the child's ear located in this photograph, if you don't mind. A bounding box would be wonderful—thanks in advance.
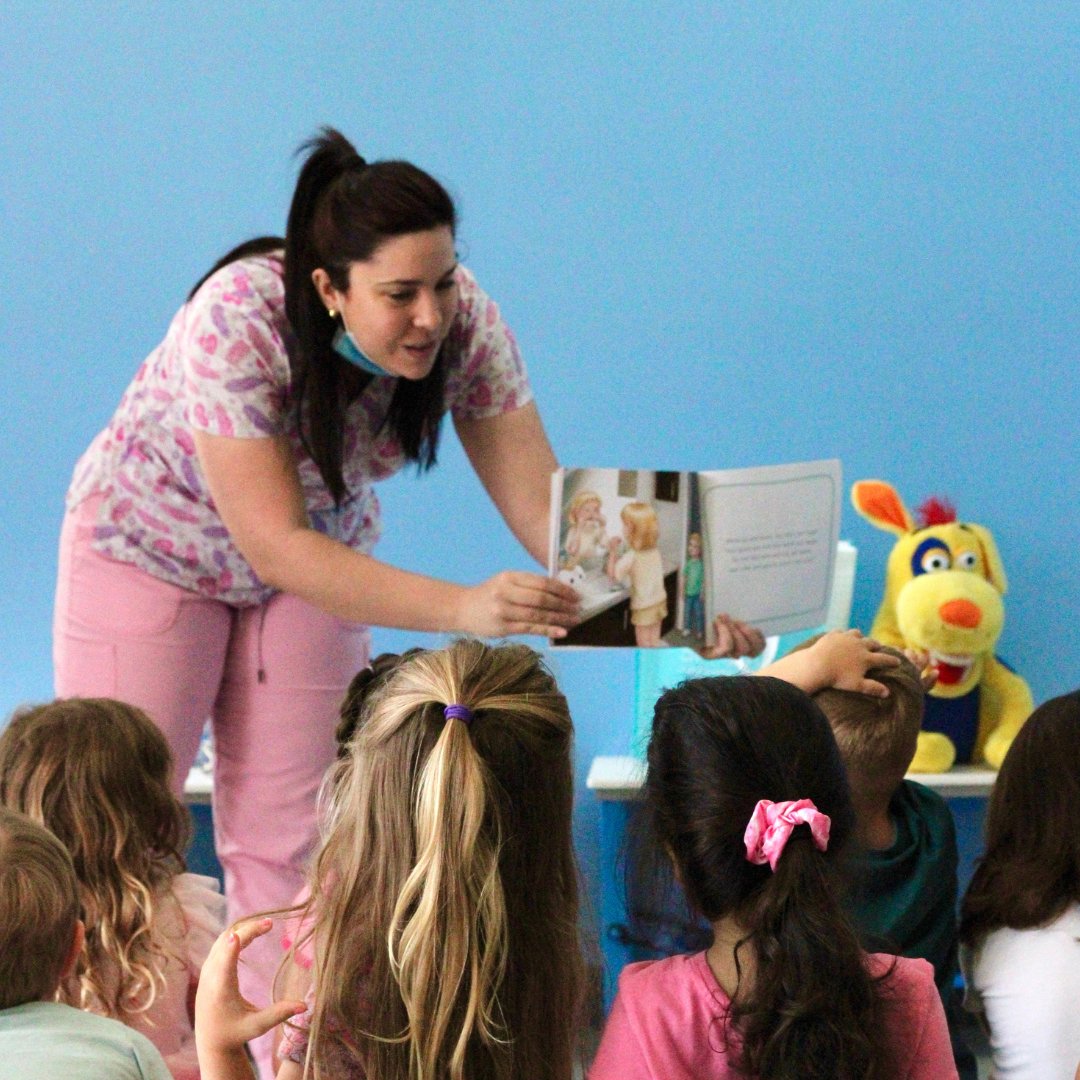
[60,919,86,981]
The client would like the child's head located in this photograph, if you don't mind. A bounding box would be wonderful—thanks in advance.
[645,675,894,1079]
[568,489,602,524]
[687,531,701,557]
[0,807,81,1010]
[333,648,426,759]
[961,689,1080,945]
[0,698,191,1016]
[304,639,582,1080]
[647,675,855,923]
[801,640,924,805]
[620,501,659,551]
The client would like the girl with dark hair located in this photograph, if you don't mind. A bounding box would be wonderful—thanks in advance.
[591,645,957,1079]
[959,690,1080,1080]
[53,128,582,1075]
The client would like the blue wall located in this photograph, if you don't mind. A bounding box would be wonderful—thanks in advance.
[2,3,1077,906]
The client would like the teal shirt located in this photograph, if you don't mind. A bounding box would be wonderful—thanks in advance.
[845,780,960,1003]
[683,557,703,598]
[0,1001,171,1080]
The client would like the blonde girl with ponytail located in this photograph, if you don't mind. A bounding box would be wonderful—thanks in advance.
[196,639,584,1080]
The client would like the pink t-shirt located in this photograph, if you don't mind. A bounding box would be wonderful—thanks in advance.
[68,254,532,605]
[589,951,957,1080]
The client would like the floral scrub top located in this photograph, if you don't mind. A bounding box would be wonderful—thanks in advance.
[67,254,532,606]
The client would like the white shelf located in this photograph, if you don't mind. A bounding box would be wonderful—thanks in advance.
[586,755,996,801]
[184,767,212,805]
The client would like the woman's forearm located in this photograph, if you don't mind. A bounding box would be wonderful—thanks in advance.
[259,526,469,631]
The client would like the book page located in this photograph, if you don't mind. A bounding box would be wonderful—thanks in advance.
[696,459,840,638]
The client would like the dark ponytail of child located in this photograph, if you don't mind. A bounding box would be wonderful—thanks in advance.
[646,675,896,1080]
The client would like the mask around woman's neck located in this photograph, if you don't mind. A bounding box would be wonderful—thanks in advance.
[332,319,393,377]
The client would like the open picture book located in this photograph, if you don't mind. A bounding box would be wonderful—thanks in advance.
[548,458,842,649]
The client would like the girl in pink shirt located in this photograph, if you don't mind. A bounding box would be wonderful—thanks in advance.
[591,672,957,1080]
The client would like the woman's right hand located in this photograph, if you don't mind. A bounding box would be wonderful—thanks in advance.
[457,571,580,639]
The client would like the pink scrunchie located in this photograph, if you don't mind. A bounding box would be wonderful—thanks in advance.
[743,798,831,871]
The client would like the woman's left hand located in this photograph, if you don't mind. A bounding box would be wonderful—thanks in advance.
[195,918,305,1074]
[698,614,767,660]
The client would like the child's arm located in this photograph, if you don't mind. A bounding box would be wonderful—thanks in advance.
[760,629,901,696]
[195,918,306,1080]
[606,537,626,581]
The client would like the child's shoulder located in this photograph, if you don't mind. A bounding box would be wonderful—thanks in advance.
[162,872,227,962]
[616,951,731,1015]
[868,952,938,1005]
[0,1002,171,1079]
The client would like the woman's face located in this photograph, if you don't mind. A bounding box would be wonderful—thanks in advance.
[318,225,459,380]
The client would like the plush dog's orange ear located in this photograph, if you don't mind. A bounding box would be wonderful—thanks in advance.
[851,480,914,536]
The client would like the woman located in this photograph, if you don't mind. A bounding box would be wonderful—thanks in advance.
[53,128,579,1072]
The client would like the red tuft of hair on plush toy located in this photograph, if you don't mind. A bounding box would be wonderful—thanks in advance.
[917,497,957,527]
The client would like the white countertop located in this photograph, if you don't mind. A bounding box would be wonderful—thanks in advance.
[184,767,212,805]
[586,755,996,800]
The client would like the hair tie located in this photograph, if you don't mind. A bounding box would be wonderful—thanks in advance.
[743,798,831,872]
[443,704,473,726]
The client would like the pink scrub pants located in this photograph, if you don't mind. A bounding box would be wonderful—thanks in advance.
[53,497,369,1078]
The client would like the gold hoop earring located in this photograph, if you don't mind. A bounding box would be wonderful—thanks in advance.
[327,308,337,319]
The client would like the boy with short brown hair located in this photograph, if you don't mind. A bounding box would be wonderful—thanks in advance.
[0,807,170,1080]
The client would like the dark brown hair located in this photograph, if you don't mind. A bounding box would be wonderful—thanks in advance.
[0,698,191,1018]
[189,127,458,504]
[960,689,1080,945]
[645,675,896,1080]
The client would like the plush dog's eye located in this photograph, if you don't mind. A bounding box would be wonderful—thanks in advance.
[911,537,952,576]
[921,550,951,573]
[955,551,978,571]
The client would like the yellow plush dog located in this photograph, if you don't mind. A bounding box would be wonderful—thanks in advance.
[852,480,1032,772]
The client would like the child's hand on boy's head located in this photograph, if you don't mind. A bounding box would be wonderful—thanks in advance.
[699,614,766,660]
[760,629,900,697]
[806,629,901,696]
[195,918,305,1070]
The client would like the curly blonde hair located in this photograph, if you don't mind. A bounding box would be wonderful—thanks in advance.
[293,639,583,1080]
[0,698,190,1019]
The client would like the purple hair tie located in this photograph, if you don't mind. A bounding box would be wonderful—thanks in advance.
[443,704,474,726]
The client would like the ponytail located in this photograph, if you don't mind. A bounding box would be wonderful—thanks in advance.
[186,127,458,506]
[390,714,509,1080]
[732,835,885,1079]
